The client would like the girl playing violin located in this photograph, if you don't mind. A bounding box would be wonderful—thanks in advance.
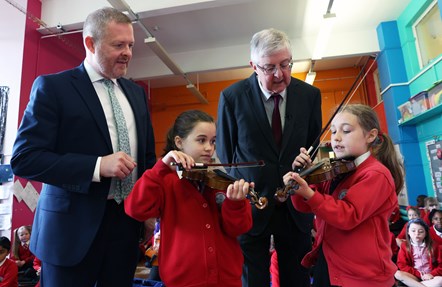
[124,110,253,287]
[283,104,404,287]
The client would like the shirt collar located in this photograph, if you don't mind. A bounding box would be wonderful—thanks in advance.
[84,60,117,86]
[256,75,287,101]
[353,151,370,167]
[411,240,426,247]
[434,225,442,237]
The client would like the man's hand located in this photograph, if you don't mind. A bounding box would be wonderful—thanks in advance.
[100,151,137,179]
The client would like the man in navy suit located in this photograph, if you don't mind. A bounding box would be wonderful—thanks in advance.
[11,7,156,287]
[216,28,322,287]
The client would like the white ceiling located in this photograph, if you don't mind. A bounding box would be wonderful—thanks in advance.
[39,0,412,88]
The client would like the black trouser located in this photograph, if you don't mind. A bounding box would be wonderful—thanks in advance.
[312,246,338,287]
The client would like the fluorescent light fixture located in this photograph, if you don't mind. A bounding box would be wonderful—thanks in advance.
[186,84,208,104]
[107,0,138,20]
[145,37,184,75]
[312,13,336,60]
[305,71,317,85]
[107,0,131,12]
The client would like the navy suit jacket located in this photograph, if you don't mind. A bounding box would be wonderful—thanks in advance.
[11,63,156,266]
[216,74,322,235]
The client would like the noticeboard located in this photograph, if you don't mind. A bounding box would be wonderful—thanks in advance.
[427,140,442,201]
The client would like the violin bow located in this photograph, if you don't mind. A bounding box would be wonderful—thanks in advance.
[307,55,378,160]
[171,160,265,169]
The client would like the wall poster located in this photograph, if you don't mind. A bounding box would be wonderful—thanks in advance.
[427,139,442,202]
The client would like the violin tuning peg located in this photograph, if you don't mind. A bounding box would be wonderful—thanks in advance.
[293,166,303,173]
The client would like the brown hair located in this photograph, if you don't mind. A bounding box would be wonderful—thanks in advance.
[162,110,214,156]
[340,104,404,194]
[404,218,437,264]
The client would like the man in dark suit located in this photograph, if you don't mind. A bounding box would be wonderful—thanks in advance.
[216,28,322,287]
[11,8,156,287]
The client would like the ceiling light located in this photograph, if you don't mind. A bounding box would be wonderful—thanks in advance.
[305,72,317,85]
[312,12,336,60]
[186,84,208,104]
[305,60,316,84]
[145,37,184,75]
[107,0,131,12]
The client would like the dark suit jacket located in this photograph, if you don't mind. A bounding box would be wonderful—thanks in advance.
[216,73,321,235]
[11,63,156,266]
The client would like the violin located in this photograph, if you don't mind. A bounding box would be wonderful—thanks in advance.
[175,163,268,209]
[274,157,356,202]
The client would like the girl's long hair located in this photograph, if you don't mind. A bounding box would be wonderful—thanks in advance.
[405,218,435,264]
[340,104,404,194]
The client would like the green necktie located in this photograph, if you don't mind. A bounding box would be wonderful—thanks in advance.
[102,79,133,203]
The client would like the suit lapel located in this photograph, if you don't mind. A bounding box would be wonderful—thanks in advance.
[246,75,279,153]
[71,64,113,152]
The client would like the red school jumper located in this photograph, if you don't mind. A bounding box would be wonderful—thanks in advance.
[0,258,18,287]
[10,244,34,268]
[291,155,397,287]
[125,160,252,287]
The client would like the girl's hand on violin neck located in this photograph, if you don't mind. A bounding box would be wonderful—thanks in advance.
[162,150,195,170]
[285,172,315,200]
[227,179,254,201]
[291,147,312,171]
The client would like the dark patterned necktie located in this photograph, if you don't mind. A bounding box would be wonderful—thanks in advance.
[271,94,282,148]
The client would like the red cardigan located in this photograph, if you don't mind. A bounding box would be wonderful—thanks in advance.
[429,226,442,248]
[125,160,252,287]
[291,155,397,287]
[396,242,442,278]
[11,244,34,266]
[0,258,18,287]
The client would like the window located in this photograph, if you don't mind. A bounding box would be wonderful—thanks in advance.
[413,1,442,68]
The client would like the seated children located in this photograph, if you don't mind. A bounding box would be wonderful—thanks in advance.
[0,236,18,287]
[10,225,37,282]
[395,218,442,286]
[396,206,421,248]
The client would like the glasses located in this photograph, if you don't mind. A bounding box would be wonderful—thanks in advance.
[256,60,293,75]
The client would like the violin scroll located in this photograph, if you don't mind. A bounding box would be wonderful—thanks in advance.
[247,188,268,209]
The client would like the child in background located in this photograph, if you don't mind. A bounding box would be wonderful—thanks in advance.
[423,197,440,226]
[286,104,403,287]
[429,209,442,248]
[125,110,253,287]
[396,207,421,247]
[395,218,442,286]
[145,219,161,282]
[33,257,41,287]
[11,226,36,281]
[417,195,428,218]
[0,237,18,287]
